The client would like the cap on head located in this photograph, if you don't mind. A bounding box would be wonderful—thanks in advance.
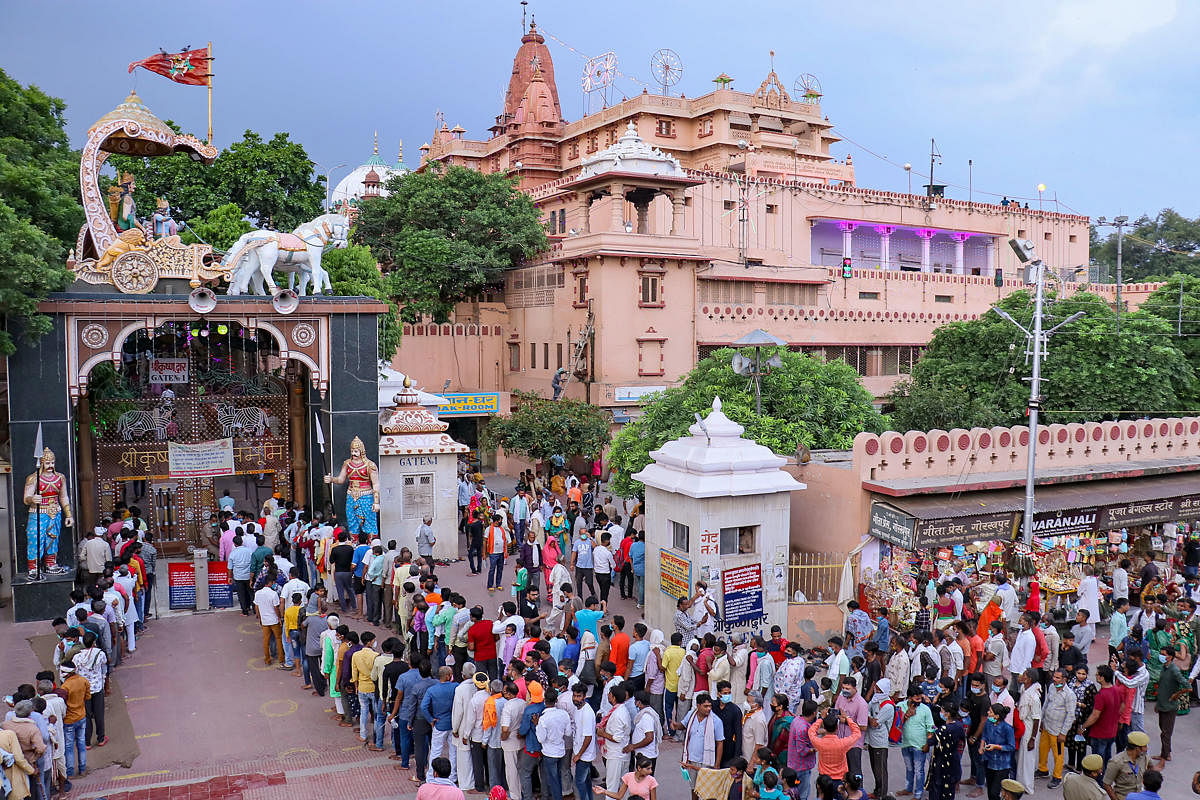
[1000,779,1027,797]
[1127,730,1149,747]
[1081,754,1103,771]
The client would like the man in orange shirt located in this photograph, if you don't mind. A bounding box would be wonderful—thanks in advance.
[807,710,862,782]
[60,661,90,778]
[610,615,632,677]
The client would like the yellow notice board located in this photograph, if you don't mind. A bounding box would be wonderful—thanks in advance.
[660,548,691,600]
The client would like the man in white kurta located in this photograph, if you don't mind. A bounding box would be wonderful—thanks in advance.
[451,667,479,790]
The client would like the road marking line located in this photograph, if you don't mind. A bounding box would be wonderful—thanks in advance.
[120,662,157,668]
[123,695,158,702]
[112,770,170,781]
[135,732,162,740]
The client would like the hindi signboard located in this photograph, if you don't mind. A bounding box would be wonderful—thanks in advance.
[148,357,189,384]
[912,512,1020,548]
[721,563,767,632]
[168,438,235,478]
[660,548,691,600]
[869,503,915,549]
[438,393,500,416]
[167,560,234,609]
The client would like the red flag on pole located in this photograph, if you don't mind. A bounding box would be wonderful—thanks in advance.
[128,48,212,86]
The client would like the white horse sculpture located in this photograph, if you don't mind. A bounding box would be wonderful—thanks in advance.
[223,213,349,296]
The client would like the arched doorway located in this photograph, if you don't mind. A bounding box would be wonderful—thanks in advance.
[77,318,309,554]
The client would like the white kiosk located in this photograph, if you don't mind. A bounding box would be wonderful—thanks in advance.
[635,397,803,642]
[378,378,468,560]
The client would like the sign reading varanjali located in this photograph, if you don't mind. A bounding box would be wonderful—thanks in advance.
[659,548,691,600]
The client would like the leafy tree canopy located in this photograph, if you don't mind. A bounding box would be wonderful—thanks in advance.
[1140,273,1200,376]
[0,68,80,354]
[110,128,324,231]
[888,290,1197,432]
[482,392,611,466]
[180,202,252,251]
[353,164,547,322]
[1091,209,1200,282]
[607,347,887,497]
[322,244,401,359]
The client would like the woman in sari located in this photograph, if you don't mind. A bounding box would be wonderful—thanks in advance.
[765,692,793,768]
[926,699,966,800]
[934,584,957,630]
[546,508,569,555]
[1172,622,1194,715]
[1147,617,1172,700]
[977,594,1003,641]
[542,535,563,590]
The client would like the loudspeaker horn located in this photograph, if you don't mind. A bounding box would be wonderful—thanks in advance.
[188,286,217,314]
[272,289,300,315]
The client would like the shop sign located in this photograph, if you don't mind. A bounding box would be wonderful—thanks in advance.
[1032,507,1101,536]
[168,438,235,478]
[869,503,915,549]
[913,512,1020,548]
[721,563,767,632]
[438,393,500,416]
[1101,496,1200,529]
[614,386,666,403]
[148,357,189,384]
[659,548,691,600]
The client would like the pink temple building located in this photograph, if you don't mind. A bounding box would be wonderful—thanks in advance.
[394,21,1157,468]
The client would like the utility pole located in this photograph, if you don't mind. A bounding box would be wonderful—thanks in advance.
[993,239,1084,544]
[1096,216,1129,335]
[1180,275,1185,336]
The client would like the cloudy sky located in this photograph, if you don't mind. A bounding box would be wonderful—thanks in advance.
[2,0,1192,218]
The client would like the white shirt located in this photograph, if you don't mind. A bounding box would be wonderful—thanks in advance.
[573,703,598,760]
[280,577,309,608]
[1009,627,1036,674]
[536,706,573,757]
[1112,567,1129,599]
[951,588,964,616]
[911,644,940,680]
[948,640,965,674]
[467,688,489,743]
[592,545,616,575]
[500,697,527,752]
[254,586,281,625]
[995,583,1018,622]
[825,649,850,680]
[631,706,661,758]
[599,676,623,715]
[603,703,632,751]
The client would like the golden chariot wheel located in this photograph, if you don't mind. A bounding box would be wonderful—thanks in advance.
[111,250,159,294]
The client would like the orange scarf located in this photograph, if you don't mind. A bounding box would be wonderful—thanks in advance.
[483,692,502,730]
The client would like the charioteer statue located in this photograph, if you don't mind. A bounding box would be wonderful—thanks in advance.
[324,435,380,540]
[24,446,74,579]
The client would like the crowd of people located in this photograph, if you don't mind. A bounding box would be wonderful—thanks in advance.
[1,503,159,799]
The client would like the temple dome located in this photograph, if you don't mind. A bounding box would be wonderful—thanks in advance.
[331,136,408,208]
[579,120,686,179]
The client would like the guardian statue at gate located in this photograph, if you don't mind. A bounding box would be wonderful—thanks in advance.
[324,435,379,541]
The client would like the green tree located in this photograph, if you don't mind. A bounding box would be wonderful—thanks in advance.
[0,68,80,354]
[180,202,252,251]
[607,348,887,497]
[354,164,547,322]
[111,129,324,230]
[482,392,611,465]
[1140,273,1200,379]
[1091,209,1200,282]
[322,244,401,359]
[888,290,1197,431]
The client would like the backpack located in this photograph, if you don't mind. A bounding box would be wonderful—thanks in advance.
[885,699,902,743]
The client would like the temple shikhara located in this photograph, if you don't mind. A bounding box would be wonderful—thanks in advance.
[392,20,1156,469]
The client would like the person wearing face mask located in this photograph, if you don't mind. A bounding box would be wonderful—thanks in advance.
[865,678,895,800]
[1152,645,1187,765]
[713,680,743,768]
[927,699,966,800]
[1037,668,1077,788]
[1064,666,1096,774]
[833,676,868,781]
[963,674,991,795]
[1008,615,1036,697]
[1014,669,1042,790]
[898,685,934,799]
[989,676,1015,715]
[979,703,1015,800]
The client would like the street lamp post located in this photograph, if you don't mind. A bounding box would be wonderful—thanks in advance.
[316,162,348,211]
[1095,215,1130,335]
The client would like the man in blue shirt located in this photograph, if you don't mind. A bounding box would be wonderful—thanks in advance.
[627,622,652,691]
[228,535,256,615]
[1126,768,1163,800]
[518,684,546,800]
[629,533,646,607]
[575,596,604,641]
[389,659,432,769]
[420,666,458,783]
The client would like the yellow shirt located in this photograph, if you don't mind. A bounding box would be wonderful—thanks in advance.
[662,644,686,693]
[351,647,379,694]
[283,604,301,634]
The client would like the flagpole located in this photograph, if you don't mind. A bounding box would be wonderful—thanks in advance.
[207,41,213,145]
